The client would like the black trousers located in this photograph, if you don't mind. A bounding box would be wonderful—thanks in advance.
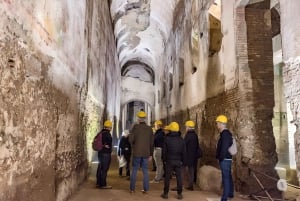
[163,160,183,195]
[96,152,111,187]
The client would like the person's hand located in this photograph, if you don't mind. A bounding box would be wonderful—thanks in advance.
[148,156,152,161]
[104,145,110,148]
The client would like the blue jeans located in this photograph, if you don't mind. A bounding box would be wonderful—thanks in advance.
[130,157,149,191]
[219,160,234,201]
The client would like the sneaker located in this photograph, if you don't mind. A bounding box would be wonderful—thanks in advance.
[100,185,112,189]
[177,194,183,200]
[228,196,234,200]
[160,193,168,199]
[130,190,135,194]
[141,190,148,194]
[150,179,160,183]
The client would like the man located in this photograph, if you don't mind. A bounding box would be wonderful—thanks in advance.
[96,120,113,189]
[151,120,165,183]
[183,120,199,191]
[161,122,186,200]
[129,111,154,193]
[118,130,131,179]
[216,115,234,201]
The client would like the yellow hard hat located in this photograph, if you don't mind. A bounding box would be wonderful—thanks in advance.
[216,115,228,123]
[104,120,112,128]
[137,111,146,118]
[155,120,162,125]
[185,120,195,128]
[169,122,179,132]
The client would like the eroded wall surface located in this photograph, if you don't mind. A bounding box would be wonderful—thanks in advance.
[0,1,120,201]
[280,0,300,184]
[162,0,279,195]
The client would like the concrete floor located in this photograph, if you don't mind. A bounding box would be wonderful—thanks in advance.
[69,155,299,201]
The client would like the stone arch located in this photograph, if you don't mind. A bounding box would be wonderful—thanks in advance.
[121,60,155,84]
[120,99,154,131]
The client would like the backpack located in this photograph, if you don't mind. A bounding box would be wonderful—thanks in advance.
[92,131,103,151]
[228,137,237,155]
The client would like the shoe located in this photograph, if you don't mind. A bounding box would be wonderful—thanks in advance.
[228,196,234,200]
[126,176,130,180]
[130,190,135,194]
[160,193,168,199]
[185,186,194,191]
[150,179,160,183]
[141,190,148,194]
[100,185,112,189]
[177,194,183,200]
[171,187,177,191]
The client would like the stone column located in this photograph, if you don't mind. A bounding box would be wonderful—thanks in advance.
[280,0,300,185]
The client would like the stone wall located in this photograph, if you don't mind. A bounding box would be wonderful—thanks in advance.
[0,1,120,201]
[165,0,280,196]
[280,0,300,184]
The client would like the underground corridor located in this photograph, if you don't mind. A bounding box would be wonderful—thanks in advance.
[0,0,300,201]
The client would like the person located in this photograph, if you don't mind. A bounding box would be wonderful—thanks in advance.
[151,127,157,172]
[118,130,132,180]
[129,111,154,193]
[161,122,186,200]
[151,120,165,183]
[162,125,170,178]
[96,120,113,189]
[216,115,234,201]
[183,120,200,191]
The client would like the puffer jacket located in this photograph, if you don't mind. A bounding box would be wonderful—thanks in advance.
[162,132,186,164]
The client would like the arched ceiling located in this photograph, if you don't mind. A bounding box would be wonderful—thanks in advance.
[110,0,180,84]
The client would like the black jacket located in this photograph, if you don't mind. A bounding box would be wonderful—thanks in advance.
[154,128,165,148]
[184,130,199,166]
[162,132,186,164]
[100,129,112,154]
[118,136,132,156]
[216,129,233,161]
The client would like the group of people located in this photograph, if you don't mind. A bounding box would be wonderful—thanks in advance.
[95,112,234,201]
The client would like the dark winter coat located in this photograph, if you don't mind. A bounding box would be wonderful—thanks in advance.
[216,129,233,161]
[162,132,186,164]
[100,129,113,154]
[118,136,132,157]
[184,130,199,166]
[129,122,154,157]
[154,128,165,148]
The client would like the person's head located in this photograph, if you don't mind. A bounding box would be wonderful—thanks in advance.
[168,122,180,132]
[215,115,227,131]
[185,120,195,131]
[136,111,146,122]
[104,120,112,130]
[163,125,170,135]
[154,120,163,130]
[122,129,129,137]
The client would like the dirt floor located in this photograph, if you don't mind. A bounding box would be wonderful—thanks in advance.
[69,155,300,201]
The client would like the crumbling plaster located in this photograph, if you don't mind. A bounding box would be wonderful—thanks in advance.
[280,0,300,184]
[0,1,120,201]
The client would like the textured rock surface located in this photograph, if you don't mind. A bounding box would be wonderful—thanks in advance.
[0,1,120,201]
